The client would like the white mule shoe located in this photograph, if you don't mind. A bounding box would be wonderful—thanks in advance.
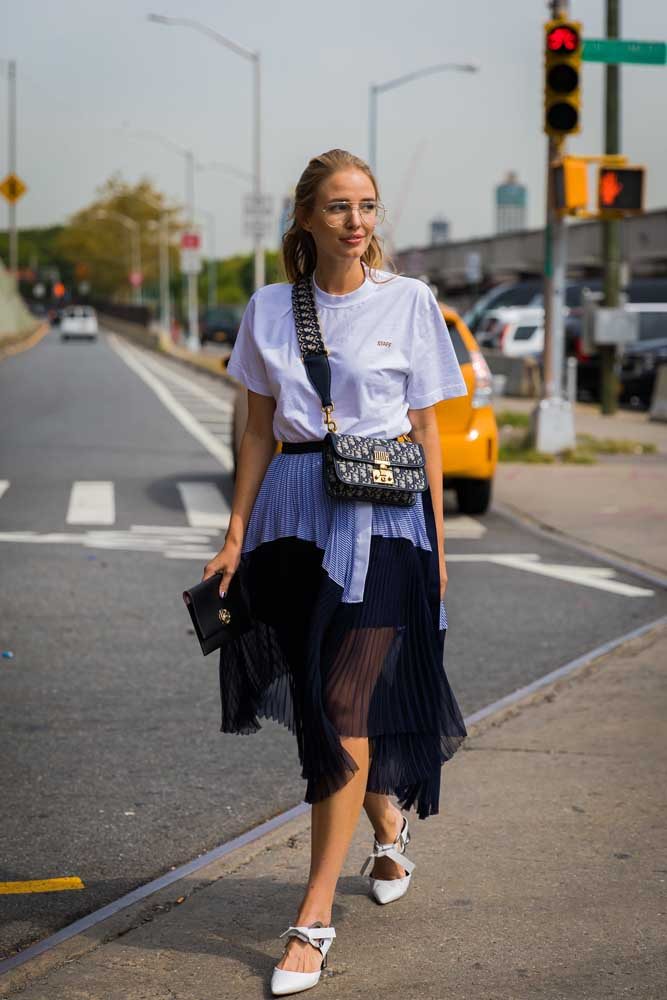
[360,813,415,905]
[270,921,336,996]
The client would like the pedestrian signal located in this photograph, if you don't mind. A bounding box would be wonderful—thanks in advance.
[544,19,582,139]
[597,167,645,217]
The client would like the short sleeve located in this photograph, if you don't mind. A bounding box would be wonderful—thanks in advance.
[406,284,468,408]
[225,296,273,396]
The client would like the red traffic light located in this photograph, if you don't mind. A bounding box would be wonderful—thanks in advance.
[546,25,580,53]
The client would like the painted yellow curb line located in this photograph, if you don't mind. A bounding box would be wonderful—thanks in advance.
[0,877,84,895]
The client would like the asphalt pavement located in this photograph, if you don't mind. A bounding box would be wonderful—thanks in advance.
[1,327,665,982]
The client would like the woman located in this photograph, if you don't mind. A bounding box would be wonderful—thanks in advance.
[202,148,468,996]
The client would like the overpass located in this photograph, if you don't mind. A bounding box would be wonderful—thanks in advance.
[394,207,667,295]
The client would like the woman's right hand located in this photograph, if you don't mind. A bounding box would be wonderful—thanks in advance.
[202,540,241,598]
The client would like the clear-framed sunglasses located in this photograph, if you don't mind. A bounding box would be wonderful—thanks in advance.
[321,199,386,229]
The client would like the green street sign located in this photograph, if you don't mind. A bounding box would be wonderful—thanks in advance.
[582,38,666,65]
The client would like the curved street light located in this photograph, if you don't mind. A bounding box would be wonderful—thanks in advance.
[147,14,265,291]
[95,208,142,305]
[369,62,479,174]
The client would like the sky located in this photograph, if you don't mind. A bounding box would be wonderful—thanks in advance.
[2,0,667,260]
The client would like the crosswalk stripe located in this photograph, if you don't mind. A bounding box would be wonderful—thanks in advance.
[177,482,231,529]
[66,481,115,525]
[0,480,9,501]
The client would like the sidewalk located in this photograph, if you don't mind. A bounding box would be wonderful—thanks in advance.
[5,620,665,999]
[492,396,667,578]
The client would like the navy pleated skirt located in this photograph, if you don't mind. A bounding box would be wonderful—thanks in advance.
[218,451,467,819]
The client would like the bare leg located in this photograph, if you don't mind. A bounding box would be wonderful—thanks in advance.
[275,737,370,975]
[362,791,407,879]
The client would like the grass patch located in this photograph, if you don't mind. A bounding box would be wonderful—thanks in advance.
[496,416,656,464]
[575,433,656,456]
[495,409,531,428]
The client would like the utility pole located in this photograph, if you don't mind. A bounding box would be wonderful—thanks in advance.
[600,0,621,414]
[8,60,18,273]
[533,0,576,453]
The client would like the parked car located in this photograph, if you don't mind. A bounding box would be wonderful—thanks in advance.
[618,304,667,408]
[475,306,545,357]
[229,302,498,516]
[60,305,98,340]
[464,280,543,335]
[200,305,245,346]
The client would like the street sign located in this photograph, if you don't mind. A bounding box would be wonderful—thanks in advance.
[243,194,273,238]
[582,39,666,65]
[180,231,202,250]
[0,173,27,203]
[180,229,202,275]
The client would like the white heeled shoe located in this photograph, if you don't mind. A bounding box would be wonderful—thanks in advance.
[270,921,336,996]
[360,812,415,905]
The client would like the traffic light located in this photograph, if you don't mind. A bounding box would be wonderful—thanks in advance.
[553,156,588,215]
[544,19,582,139]
[597,166,645,217]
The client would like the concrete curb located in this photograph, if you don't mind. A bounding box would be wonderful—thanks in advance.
[0,322,49,362]
[492,497,667,589]
[3,616,664,993]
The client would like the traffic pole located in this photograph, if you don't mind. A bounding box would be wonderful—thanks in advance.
[533,0,576,453]
[8,60,17,274]
[600,0,621,414]
[185,150,200,349]
[252,54,265,291]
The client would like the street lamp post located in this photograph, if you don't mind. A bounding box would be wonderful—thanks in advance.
[147,14,266,292]
[127,128,198,346]
[95,209,142,305]
[368,62,479,175]
[138,191,172,334]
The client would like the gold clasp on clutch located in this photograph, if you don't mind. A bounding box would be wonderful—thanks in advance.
[218,608,231,625]
[372,447,394,485]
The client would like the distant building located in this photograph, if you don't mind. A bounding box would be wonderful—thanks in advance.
[495,171,527,234]
[429,217,450,246]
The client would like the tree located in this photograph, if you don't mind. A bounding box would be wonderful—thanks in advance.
[55,173,183,301]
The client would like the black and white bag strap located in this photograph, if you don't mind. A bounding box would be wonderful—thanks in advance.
[291,276,337,431]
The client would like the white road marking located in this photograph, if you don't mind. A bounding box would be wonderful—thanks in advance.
[111,336,234,413]
[445,515,487,538]
[446,553,654,597]
[0,527,656,595]
[0,480,9,501]
[108,336,234,472]
[177,482,231,529]
[66,481,115,525]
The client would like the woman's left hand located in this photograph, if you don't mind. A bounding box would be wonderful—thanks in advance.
[439,554,448,601]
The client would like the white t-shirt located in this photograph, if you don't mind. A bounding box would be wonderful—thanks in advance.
[226,265,468,443]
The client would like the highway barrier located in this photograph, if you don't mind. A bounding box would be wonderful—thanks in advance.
[481,350,542,397]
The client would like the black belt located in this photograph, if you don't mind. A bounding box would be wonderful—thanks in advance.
[280,440,326,453]
[280,436,408,454]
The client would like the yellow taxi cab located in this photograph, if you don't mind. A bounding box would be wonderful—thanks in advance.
[436,304,497,514]
[230,303,497,515]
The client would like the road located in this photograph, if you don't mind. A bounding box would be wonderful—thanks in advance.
[1,327,665,960]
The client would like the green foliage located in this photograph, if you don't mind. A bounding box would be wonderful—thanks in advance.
[54,172,183,301]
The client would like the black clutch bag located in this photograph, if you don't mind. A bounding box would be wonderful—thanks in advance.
[182,570,251,656]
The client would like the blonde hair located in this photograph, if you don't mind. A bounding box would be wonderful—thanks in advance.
[281,149,392,283]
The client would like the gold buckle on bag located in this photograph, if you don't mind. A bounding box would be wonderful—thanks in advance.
[218,608,231,625]
[372,447,394,485]
[322,404,337,433]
